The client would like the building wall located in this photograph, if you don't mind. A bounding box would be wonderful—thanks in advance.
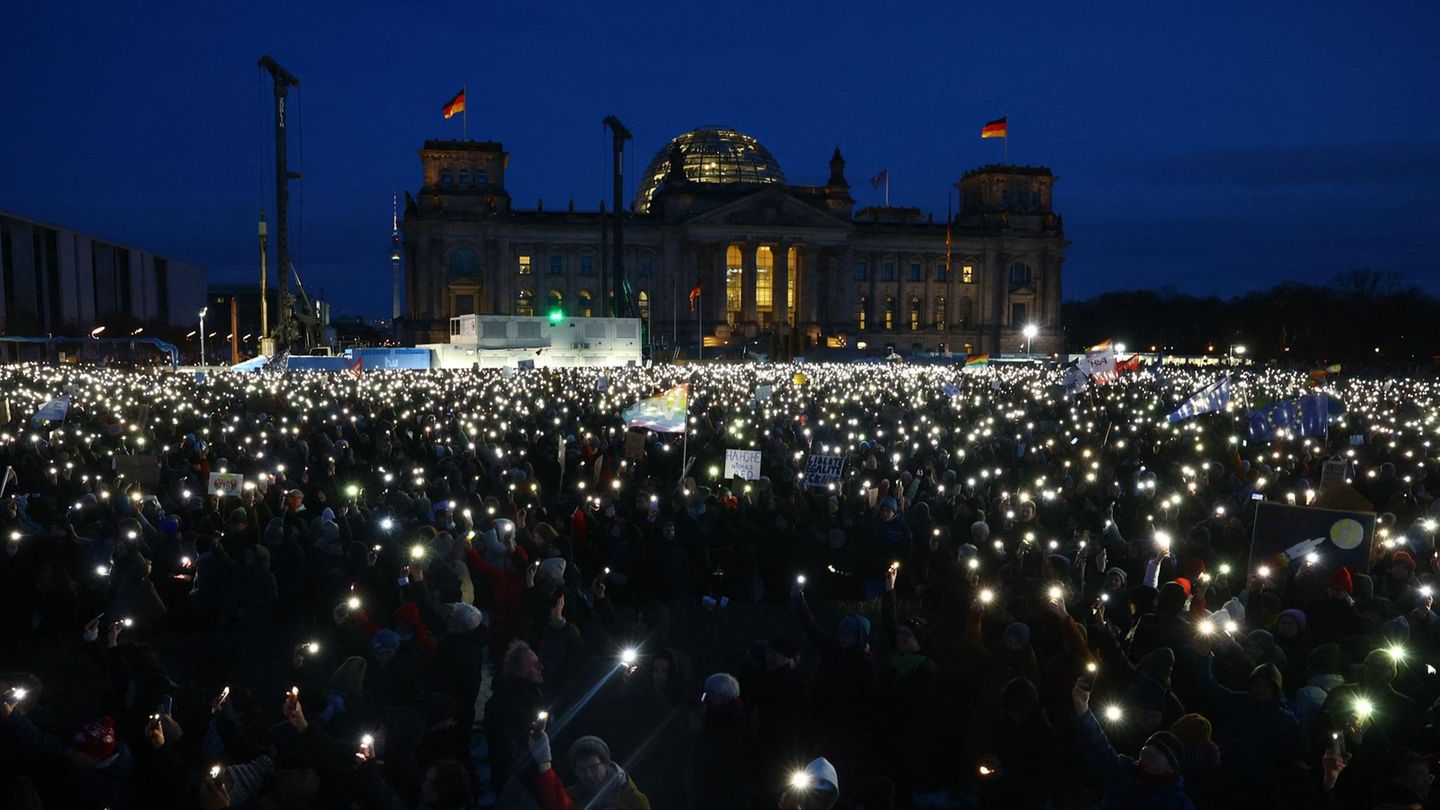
[0,212,205,334]
[401,140,1067,357]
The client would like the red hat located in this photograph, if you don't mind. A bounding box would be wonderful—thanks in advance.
[1392,552,1417,570]
[1329,566,1354,594]
[73,716,117,761]
[1173,577,1193,597]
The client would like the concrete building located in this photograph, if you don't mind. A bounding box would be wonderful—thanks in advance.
[0,211,205,335]
[399,126,1067,356]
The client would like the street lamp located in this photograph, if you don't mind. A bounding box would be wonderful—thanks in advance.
[130,327,143,336]
[89,326,106,339]
[1023,323,1039,357]
[1230,344,1246,363]
[198,307,208,367]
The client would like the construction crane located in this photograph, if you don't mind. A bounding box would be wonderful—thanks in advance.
[258,54,326,353]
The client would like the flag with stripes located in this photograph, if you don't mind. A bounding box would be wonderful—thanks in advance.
[347,355,363,380]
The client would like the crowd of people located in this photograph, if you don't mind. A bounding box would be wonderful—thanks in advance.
[0,360,1437,810]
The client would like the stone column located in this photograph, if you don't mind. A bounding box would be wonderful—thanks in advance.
[741,242,757,329]
[867,250,879,333]
[774,241,790,326]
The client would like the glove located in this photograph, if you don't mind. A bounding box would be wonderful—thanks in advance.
[530,730,552,767]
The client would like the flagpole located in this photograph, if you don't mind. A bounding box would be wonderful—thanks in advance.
[885,173,890,207]
[1003,112,1008,163]
[697,291,702,361]
[461,85,467,141]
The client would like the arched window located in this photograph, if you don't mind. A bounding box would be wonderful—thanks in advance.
[725,244,743,325]
[579,290,594,318]
[1009,261,1033,286]
[638,291,649,320]
[516,289,535,317]
[883,295,896,331]
[547,289,564,315]
[855,294,868,331]
[909,296,923,331]
[956,296,973,328]
[755,246,774,323]
[934,296,947,331]
[447,248,481,278]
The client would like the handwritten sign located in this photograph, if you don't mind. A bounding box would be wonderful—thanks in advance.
[803,454,846,489]
[724,449,762,481]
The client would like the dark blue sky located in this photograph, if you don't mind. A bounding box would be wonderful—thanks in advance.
[4,1,1437,318]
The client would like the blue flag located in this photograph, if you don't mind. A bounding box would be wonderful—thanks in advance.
[1248,393,1329,441]
[1166,377,1231,423]
[31,395,69,425]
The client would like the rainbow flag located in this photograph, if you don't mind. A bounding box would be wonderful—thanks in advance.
[964,354,990,368]
[622,384,689,433]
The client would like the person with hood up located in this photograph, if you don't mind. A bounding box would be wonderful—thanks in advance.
[778,757,840,810]
[530,731,652,810]
[1071,676,1195,810]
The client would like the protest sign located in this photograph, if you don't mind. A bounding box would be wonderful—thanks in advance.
[1249,502,1374,580]
[804,454,845,489]
[208,472,245,497]
[723,449,762,480]
[624,430,647,460]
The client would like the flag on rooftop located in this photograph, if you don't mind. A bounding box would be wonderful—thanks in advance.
[442,89,465,120]
[981,117,1008,139]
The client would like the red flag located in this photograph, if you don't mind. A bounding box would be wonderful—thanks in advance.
[689,282,701,312]
[442,89,465,120]
[347,355,363,380]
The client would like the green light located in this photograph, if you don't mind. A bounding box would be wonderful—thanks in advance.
[548,310,564,322]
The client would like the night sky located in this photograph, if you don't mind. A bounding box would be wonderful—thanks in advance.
[4,1,1437,319]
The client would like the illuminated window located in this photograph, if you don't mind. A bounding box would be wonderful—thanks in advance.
[580,255,594,276]
[755,246,773,323]
[447,248,480,278]
[1009,262,1032,285]
[547,289,563,314]
[854,260,868,281]
[882,261,896,281]
[787,246,798,323]
[516,289,534,316]
[726,244,743,325]
[855,294,868,330]
[964,342,973,354]
[638,291,649,319]
[909,296,922,330]
[579,290,594,317]
[549,255,563,275]
[962,264,974,284]
[934,296,947,330]
[936,263,948,282]
[640,256,653,276]
[518,255,532,275]
[909,262,923,282]
[883,295,895,330]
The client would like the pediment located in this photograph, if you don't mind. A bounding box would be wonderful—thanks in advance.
[682,187,851,231]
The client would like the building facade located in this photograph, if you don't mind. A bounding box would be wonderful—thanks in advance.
[400,127,1066,356]
[0,212,206,335]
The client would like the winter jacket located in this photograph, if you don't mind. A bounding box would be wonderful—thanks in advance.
[1075,710,1196,810]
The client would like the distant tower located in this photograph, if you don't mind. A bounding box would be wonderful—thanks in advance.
[390,193,402,322]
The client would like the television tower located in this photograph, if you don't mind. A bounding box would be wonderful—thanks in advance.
[390,193,402,322]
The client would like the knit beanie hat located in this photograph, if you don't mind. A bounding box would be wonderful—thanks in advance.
[703,672,741,703]
[1157,582,1188,616]
[803,756,840,794]
[568,735,612,766]
[328,656,368,697]
[1392,551,1418,570]
[1278,608,1307,634]
[1382,615,1411,645]
[1144,730,1185,773]
[1169,713,1213,747]
[1353,573,1375,600]
[838,614,872,647]
[538,557,567,584]
[447,602,483,632]
[371,629,402,656]
[1249,663,1283,697]
[222,755,274,807]
[1105,567,1128,588]
[73,716,117,761]
[1329,566,1354,594]
[1139,648,1176,682]
[880,497,899,513]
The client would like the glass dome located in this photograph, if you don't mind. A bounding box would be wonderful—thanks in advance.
[634,126,785,213]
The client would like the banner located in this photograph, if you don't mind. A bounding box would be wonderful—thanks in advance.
[803,454,846,489]
[753,384,773,403]
[596,376,608,392]
[1082,344,1116,384]
[1247,394,1329,441]
[723,449,762,480]
[1249,502,1374,580]
[1166,377,1231,423]
[622,384,688,433]
[32,395,69,424]
[208,472,245,497]
[517,359,536,371]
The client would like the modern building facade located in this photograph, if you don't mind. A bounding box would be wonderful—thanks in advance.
[399,127,1066,356]
[0,212,206,335]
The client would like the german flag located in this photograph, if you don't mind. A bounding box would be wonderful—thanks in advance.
[981,116,1007,139]
[689,282,702,311]
[442,89,465,120]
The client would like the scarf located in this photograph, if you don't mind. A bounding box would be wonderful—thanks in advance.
[890,651,929,676]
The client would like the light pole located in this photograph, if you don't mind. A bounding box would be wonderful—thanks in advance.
[1230,344,1246,364]
[1023,323,1039,357]
[198,307,208,367]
